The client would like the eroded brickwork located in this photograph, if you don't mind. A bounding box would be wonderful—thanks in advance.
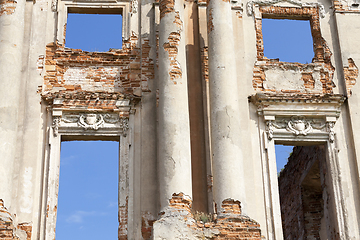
[253,6,335,94]
[278,146,326,240]
[201,47,209,84]
[150,194,261,240]
[159,0,175,20]
[42,34,154,110]
[333,0,360,12]
[118,197,128,240]
[17,224,32,240]
[0,200,18,240]
[160,0,184,84]
[0,0,16,16]
[163,32,182,83]
[196,199,261,240]
[141,212,156,240]
[344,58,358,96]
[0,200,32,240]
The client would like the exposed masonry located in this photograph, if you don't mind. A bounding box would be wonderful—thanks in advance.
[344,58,358,96]
[201,47,209,83]
[163,32,182,83]
[42,34,153,100]
[160,0,184,83]
[207,174,213,193]
[2,0,360,239]
[159,0,175,20]
[152,193,261,240]
[333,0,360,12]
[141,212,156,240]
[40,28,154,240]
[16,224,31,240]
[279,146,327,240]
[253,6,336,94]
[0,200,32,240]
[207,8,214,33]
[0,0,16,16]
[118,197,128,240]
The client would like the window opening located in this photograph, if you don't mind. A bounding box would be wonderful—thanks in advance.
[56,141,119,240]
[66,13,123,52]
[276,144,329,239]
[275,145,293,175]
[262,18,314,64]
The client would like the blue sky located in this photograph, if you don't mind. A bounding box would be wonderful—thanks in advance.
[57,15,313,239]
[65,14,123,52]
[262,18,313,64]
[57,141,119,239]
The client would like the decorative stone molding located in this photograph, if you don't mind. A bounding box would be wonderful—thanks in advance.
[78,114,105,130]
[52,116,60,137]
[246,0,325,18]
[286,116,313,136]
[264,116,336,141]
[52,111,130,137]
[51,0,57,12]
[327,121,336,143]
[250,93,345,142]
[131,0,138,14]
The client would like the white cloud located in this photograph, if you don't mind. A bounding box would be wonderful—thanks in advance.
[107,201,117,208]
[60,155,78,166]
[66,210,108,223]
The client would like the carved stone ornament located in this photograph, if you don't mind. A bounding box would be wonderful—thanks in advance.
[52,116,60,137]
[54,112,130,136]
[51,0,58,12]
[78,114,104,130]
[246,0,326,18]
[265,115,335,141]
[120,117,129,136]
[286,116,313,136]
[131,0,138,14]
[327,121,335,143]
[266,121,274,140]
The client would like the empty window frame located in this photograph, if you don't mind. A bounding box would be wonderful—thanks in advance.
[56,141,119,239]
[276,144,335,239]
[255,6,325,64]
[262,18,314,63]
[65,8,123,52]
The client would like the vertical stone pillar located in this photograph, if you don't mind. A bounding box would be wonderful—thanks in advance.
[157,0,192,210]
[0,0,26,208]
[207,0,246,214]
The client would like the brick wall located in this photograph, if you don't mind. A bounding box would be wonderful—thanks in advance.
[42,34,154,111]
[0,200,32,240]
[278,145,326,240]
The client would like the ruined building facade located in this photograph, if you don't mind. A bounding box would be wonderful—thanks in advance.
[1,0,360,239]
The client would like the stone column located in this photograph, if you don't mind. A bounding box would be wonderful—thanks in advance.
[0,0,26,208]
[207,0,246,214]
[157,0,192,210]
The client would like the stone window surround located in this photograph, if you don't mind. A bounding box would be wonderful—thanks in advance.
[55,0,132,47]
[250,93,349,239]
[248,0,326,63]
[248,0,336,94]
[39,100,135,240]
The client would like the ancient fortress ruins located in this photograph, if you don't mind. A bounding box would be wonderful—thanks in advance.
[1,0,360,238]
